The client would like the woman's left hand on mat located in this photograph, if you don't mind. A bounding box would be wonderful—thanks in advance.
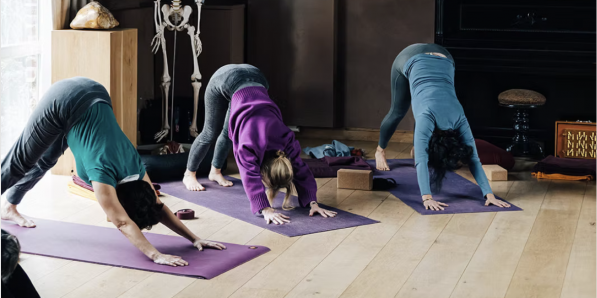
[193,239,227,251]
[423,196,448,211]
[484,194,511,208]
[309,202,338,218]
[153,253,188,267]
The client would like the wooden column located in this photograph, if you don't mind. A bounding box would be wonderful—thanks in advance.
[50,28,138,175]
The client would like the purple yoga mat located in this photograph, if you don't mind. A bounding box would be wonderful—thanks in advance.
[159,177,379,237]
[368,159,522,215]
[1,219,269,279]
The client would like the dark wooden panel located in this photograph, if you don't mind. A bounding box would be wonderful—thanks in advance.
[284,0,337,127]
[436,0,596,153]
[457,71,596,155]
[247,0,337,127]
[460,4,594,33]
[341,0,436,130]
[110,7,155,106]
[246,0,283,113]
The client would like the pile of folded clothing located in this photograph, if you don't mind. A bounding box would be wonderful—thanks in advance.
[303,140,365,159]
[304,156,373,178]
[68,176,162,201]
[532,155,596,181]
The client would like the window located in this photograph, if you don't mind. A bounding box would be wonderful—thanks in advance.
[1,0,51,158]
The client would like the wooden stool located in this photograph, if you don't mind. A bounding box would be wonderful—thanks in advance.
[498,89,545,158]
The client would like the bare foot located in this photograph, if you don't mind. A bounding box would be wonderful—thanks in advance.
[410,146,414,159]
[1,199,36,227]
[183,170,205,191]
[375,146,390,171]
[208,166,233,187]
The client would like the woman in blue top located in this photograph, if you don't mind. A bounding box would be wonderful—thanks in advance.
[1,77,225,266]
[375,43,511,211]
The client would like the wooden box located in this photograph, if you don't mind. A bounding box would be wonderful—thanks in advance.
[555,121,596,159]
[51,28,138,175]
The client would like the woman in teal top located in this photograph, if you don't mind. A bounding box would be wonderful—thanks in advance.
[1,77,225,266]
[376,43,511,211]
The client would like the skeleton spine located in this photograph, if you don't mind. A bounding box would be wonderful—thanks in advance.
[172,0,181,11]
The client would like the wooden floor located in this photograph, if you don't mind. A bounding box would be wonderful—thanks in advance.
[13,139,596,298]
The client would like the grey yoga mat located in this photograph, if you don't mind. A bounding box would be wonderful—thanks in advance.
[2,219,270,279]
[159,177,379,237]
[368,159,522,215]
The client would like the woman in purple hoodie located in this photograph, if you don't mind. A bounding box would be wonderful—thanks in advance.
[184,64,337,224]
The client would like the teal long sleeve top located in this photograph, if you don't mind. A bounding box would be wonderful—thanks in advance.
[404,54,492,197]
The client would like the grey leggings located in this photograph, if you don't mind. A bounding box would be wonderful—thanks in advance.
[1,77,111,204]
[186,64,269,172]
[378,43,453,149]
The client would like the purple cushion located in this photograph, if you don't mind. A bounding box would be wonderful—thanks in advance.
[532,155,596,176]
[474,139,515,171]
[304,156,373,178]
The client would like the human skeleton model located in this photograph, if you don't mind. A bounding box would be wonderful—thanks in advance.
[152,0,204,143]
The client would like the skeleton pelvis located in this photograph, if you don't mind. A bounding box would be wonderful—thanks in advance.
[168,12,183,26]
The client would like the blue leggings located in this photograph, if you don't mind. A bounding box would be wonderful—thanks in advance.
[378,43,453,149]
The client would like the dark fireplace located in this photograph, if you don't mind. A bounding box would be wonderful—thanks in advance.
[435,0,596,155]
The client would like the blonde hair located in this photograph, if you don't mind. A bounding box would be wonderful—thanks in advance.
[261,150,295,211]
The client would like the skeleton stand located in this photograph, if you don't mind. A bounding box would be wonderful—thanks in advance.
[152,0,204,143]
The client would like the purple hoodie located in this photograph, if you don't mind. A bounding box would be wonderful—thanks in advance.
[228,86,318,214]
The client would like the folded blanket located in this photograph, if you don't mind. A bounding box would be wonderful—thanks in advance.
[73,175,93,191]
[532,172,593,181]
[304,156,373,178]
[303,140,354,159]
[68,181,97,201]
[532,155,596,176]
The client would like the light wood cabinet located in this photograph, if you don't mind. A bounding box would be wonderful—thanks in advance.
[51,28,138,175]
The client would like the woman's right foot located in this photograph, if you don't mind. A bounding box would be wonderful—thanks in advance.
[208,166,233,187]
[183,171,205,191]
[375,146,390,171]
[1,200,36,228]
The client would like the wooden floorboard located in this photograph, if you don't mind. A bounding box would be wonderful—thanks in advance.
[394,212,498,298]
[560,182,596,298]
[504,181,587,298]
[449,180,550,298]
[10,140,593,298]
[228,189,366,298]
[285,197,414,298]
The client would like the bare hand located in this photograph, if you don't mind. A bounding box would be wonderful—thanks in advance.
[153,253,188,267]
[193,239,226,251]
[422,196,449,211]
[309,202,337,218]
[262,207,290,225]
[485,194,511,208]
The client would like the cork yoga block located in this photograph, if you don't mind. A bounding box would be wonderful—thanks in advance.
[337,169,373,190]
[482,165,508,181]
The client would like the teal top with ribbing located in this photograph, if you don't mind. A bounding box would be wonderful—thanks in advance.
[404,54,492,197]
[67,103,146,188]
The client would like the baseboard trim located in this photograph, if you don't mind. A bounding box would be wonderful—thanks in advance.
[296,128,413,143]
